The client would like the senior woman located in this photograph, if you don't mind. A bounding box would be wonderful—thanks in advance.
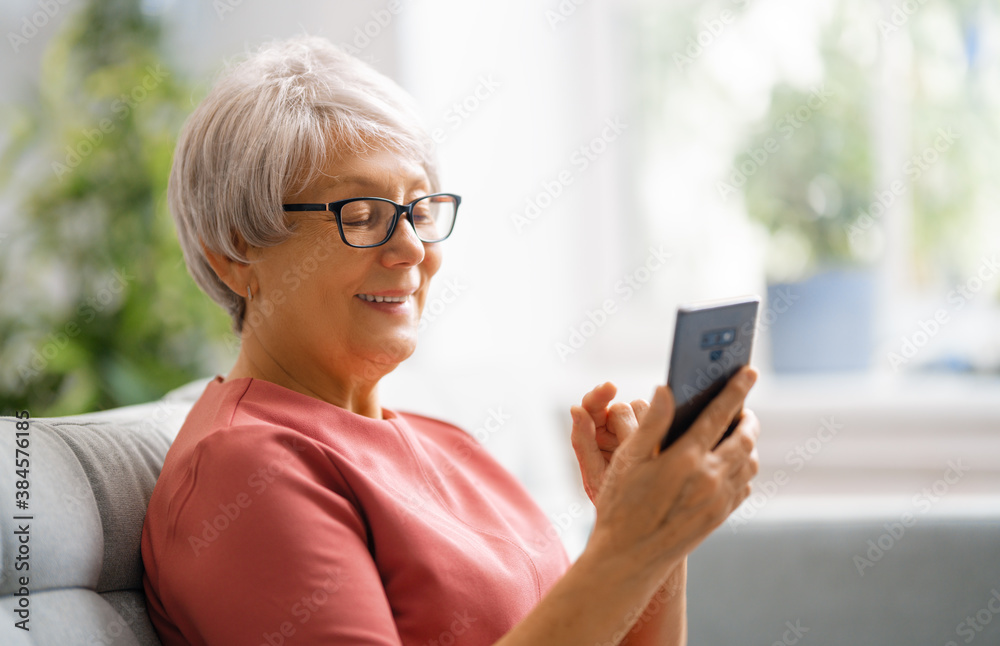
[141,36,761,645]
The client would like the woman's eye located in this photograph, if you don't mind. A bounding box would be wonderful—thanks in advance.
[411,199,435,221]
[340,201,379,227]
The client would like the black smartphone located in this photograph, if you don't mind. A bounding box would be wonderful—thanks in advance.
[659,296,759,452]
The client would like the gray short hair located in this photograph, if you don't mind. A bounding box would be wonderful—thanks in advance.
[169,35,438,333]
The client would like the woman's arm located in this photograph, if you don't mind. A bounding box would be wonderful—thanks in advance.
[621,558,687,646]
[494,370,759,645]
[494,539,678,645]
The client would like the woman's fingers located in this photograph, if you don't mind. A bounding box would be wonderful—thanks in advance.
[630,399,650,425]
[617,385,676,464]
[711,411,760,519]
[581,382,616,423]
[570,405,607,500]
[678,367,758,453]
[604,401,639,451]
[587,375,764,574]
[715,410,759,469]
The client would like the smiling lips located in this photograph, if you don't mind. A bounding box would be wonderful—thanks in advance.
[357,293,411,303]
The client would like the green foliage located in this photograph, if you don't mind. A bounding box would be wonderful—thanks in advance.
[0,0,233,416]
[739,1,996,284]
[738,6,876,279]
[905,2,996,284]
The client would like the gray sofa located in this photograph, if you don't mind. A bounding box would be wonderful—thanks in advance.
[0,379,207,646]
[2,378,999,645]
[688,512,1000,644]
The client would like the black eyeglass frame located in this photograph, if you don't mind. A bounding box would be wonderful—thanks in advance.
[282,193,461,248]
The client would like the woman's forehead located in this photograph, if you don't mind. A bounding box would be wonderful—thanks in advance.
[321,151,429,190]
[292,149,429,200]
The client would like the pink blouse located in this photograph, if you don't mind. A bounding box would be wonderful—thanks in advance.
[141,376,571,645]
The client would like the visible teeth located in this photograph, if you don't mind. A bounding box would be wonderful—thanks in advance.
[359,294,408,303]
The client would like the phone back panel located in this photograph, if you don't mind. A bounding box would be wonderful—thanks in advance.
[661,297,759,450]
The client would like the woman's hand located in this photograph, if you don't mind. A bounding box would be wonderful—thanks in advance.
[583,367,761,573]
[570,383,649,504]
[496,371,759,646]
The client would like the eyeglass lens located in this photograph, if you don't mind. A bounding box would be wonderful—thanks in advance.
[339,195,457,246]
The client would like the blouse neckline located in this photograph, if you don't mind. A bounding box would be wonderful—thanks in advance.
[207,374,400,424]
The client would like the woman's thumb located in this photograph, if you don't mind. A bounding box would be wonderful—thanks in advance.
[617,385,675,463]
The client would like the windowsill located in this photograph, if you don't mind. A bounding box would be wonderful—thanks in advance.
[742,371,1000,497]
[747,370,1000,421]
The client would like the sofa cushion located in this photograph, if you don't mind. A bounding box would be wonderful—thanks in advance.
[688,501,1000,645]
[0,378,207,645]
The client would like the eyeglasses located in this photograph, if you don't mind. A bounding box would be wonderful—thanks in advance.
[282,193,461,248]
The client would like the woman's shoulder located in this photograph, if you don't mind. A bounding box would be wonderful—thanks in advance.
[164,377,323,462]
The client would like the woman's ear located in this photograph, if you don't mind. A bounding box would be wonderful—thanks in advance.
[201,236,253,297]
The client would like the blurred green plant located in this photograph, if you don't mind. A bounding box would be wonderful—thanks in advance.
[0,0,233,416]
[906,0,997,286]
[638,0,996,287]
[737,4,876,282]
[737,0,992,285]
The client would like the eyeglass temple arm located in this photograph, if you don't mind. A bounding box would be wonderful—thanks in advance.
[282,204,330,211]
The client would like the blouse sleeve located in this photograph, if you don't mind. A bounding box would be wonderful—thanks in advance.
[156,424,403,645]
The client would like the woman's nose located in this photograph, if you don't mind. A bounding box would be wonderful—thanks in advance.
[382,214,426,264]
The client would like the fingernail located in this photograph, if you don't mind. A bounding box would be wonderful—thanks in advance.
[570,409,579,424]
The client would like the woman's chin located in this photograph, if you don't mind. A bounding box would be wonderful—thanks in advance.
[362,331,418,365]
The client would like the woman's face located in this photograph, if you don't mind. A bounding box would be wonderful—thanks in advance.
[246,148,442,386]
